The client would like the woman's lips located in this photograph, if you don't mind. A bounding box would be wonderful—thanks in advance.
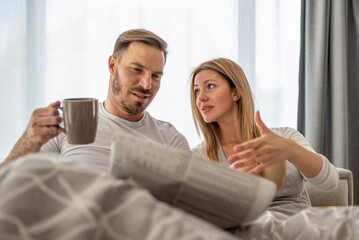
[201,105,213,113]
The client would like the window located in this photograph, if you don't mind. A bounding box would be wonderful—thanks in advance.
[0,0,300,159]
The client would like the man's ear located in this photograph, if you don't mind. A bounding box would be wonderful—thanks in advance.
[108,56,117,75]
[232,89,240,101]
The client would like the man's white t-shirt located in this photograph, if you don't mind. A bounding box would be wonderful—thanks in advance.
[41,102,190,172]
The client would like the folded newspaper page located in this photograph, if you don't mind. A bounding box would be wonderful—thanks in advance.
[110,132,276,228]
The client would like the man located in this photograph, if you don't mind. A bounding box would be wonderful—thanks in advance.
[1,29,190,170]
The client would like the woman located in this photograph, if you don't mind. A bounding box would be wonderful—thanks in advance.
[190,58,339,236]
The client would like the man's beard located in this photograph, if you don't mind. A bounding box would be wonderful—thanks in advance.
[112,74,153,115]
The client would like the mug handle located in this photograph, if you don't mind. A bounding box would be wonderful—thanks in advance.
[54,106,66,133]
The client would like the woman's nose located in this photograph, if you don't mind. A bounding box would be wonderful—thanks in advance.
[198,91,208,101]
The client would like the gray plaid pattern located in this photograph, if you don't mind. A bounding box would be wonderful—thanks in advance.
[1,154,359,240]
[0,154,236,240]
[234,206,359,240]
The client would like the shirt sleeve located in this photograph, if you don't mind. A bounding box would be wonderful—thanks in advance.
[304,154,339,191]
[40,133,64,153]
[191,144,206,158]
[166,125,191,151]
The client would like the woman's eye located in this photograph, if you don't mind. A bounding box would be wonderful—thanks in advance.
[194,89,200,95]
[208,84,216,89]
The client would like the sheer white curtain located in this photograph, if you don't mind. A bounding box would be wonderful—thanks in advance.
[0,0,47,160]
[254,0,300,128]
[45,0,239,148]
[0,0,300,159]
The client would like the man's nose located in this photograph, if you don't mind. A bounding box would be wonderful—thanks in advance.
[138,74,152,89]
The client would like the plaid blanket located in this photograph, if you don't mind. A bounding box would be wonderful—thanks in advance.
[1,154,359,240]
[0,154,236,240]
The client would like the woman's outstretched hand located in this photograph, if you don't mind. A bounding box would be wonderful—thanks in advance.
[228,111,290,175]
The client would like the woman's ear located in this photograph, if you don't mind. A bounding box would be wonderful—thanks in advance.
[232,89,240,101]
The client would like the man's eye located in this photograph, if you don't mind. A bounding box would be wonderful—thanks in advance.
[152,74,161,80]
[132,68,142,72]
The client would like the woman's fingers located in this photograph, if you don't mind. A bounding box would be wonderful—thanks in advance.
[230,152,274,169]
[247,162,267,175]
[228,143,272,164]
[230,161,260,174]
[233,138,262,152]
[228,112,290,174]
[228,148,254,164]
[231,155,257,168]
[255,111,271,135]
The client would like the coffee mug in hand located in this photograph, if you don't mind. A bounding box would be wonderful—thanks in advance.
[260,161,286,189]
[57,98,98,144]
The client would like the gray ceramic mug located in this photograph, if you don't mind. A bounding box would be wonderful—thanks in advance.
[57,98,98,144]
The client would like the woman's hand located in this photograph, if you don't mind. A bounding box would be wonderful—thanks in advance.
[228,111,290,175]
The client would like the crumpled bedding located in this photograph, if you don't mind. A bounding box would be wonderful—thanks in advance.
[275,206,359,239]
[233,206,359,240]
[1,154,359,240]
[0,154,236,240]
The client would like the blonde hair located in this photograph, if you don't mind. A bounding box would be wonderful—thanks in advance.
[190,58,260,161]
[113,29,168,63]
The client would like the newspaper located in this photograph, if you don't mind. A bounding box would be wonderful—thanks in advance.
[109,132,277,229]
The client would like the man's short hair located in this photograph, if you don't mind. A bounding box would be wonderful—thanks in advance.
[113,29,168,63]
